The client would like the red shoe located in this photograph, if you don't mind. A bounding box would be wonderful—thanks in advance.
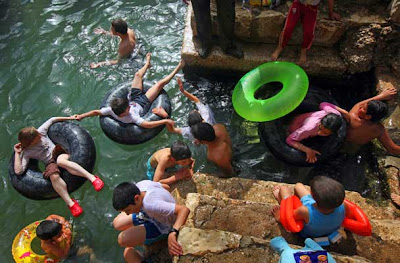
[69,199,83,217]
[92,175,104,192]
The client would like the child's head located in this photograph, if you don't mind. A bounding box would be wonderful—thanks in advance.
[191,123,216,142]
[112,182,142,214]
[366,100,388,123]
[111,98,130,117]
[310,176,345,210]
[188,110,203,127]
[18,127,40,149]
[318,113,342,136]
[36,220,62,240]
[171,140,192,165]
[111,18,128,35]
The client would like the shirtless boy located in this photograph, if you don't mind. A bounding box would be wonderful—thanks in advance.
[191,122,233,176]
[91,18,136,68]
[335,87,400,155]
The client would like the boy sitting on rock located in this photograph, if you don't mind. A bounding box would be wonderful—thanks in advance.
[112,181,190,262]
[272,176,348,239]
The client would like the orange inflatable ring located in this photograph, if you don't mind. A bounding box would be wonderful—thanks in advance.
[342,199,372,236]
[280,195,304,232]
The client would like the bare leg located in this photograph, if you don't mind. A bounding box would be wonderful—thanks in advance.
[275,185,292,204]
[131,53,152,90]
[298,48,307,65]
[391,193,400,206]
[271,45,283,61]
[57,154,96,182]
[145,59,185,103]
[49,173,74,207]
[152,106,169,118]
[294,182,310,199]
[271,205,280,222]
[118,225,146,248]
[124,248,142,263]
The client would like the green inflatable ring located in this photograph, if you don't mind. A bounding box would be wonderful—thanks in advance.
[232,62,309,122]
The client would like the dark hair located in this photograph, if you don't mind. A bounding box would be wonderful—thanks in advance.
[367,100,388,123]
[112,182,140,211]
[188,110,203,127]
[36,220,62,240]
[171,140,191,160]
[321,113,342,134]
[111,19,128,34]
[310,176,345,209]
[111,98,129,116]
[191,123,216,142]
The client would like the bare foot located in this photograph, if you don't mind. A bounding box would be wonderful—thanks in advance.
[152,106,168,118]
[145,53,152,68]
[271,46,283,61]
[271,205,281,222]
[273,185,281,202]
[298,48,307,65]
[391,193,400,206]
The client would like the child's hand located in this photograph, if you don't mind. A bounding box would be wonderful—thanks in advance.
[379,87,397,100]
[94,27,107,35]
[152,107,169,118]
[14,143,22,154]
[305,148,320,163]
[72,114,82,121]
[90,62,100,69]
[329,12,341,21]
[165,119,175,127]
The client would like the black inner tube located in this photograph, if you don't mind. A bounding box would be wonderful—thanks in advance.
[99,81,172,145]
[8,122,96,200]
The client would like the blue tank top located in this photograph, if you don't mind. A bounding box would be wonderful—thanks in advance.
[300,195,345,238]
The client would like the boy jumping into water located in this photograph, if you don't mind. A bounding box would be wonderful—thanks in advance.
[272,176,349,238]
[75,55,183,130]
[147,140,195,184]
[91,18,136,68]
[166,77,216,144]
[13,117,104,217]
[271,0,340,64]
[112,181,190,262]
[286,102,343,163]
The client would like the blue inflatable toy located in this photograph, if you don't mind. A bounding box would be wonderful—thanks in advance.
[270,237,336,263]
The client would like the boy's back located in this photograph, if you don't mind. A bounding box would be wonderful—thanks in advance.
[207,124,233,175]
[118,28,136,59]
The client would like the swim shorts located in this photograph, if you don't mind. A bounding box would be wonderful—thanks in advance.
[130,88,151,112]
[132,213,168,245]
[146,157,155,181]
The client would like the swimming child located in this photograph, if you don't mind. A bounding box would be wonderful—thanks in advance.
[272,176,348,238]
[166,77,216,144]
[13,117,104,217]
[75,56,183,130]
[286,102,342,163]
[90,18,136,68]
[112,181,190,261]
[36,214,72,259]
[147,140,195,184]
[191,122,233,177]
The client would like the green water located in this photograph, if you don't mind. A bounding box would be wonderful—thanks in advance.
[0,0,385,262]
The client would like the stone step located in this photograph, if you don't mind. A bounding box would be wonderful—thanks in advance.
[175,227,373,263]
[189,1,388,47]
[182,3,347,77]
[171,173,398,221]
[182,193,400,262]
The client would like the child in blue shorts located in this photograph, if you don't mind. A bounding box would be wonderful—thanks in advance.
[272,176,348,239]
[147,140,195,185]
[112,180,190,262]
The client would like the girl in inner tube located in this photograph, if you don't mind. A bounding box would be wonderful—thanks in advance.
[286,102,343,163]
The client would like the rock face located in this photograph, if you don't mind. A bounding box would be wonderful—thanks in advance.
[390,0,400,23]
